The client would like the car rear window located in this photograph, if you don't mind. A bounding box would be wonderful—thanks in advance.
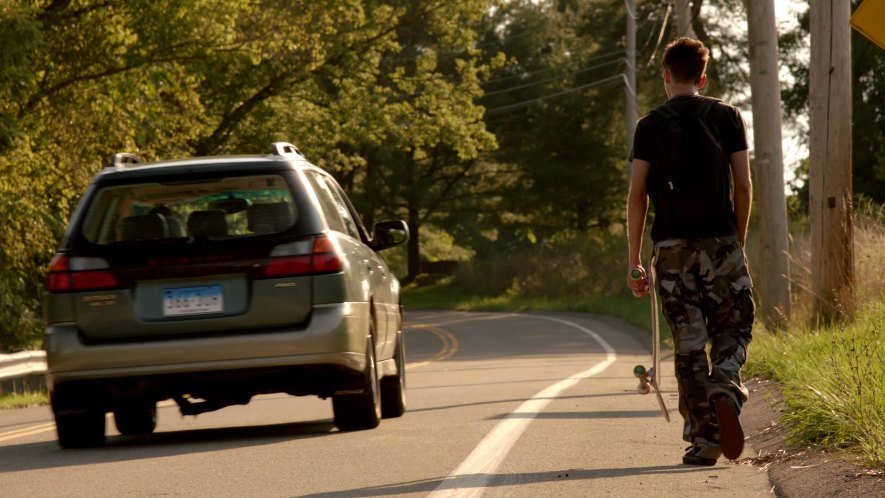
[80,174,299,245]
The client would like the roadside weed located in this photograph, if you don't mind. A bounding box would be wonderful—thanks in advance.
[746,303,885,469]
[0,392,48,410]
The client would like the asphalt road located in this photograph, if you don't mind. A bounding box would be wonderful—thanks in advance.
[0,311,772,497]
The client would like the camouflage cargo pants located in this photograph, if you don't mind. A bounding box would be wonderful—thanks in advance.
[653,236,755,444]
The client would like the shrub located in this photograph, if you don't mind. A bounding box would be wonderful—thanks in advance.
[453,230,630,298]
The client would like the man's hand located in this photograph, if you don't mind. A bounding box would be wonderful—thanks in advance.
[627,266,648,298]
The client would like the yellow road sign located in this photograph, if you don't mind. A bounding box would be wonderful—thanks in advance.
[852,0,885,51]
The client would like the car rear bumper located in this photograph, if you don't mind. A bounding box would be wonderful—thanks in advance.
[44,302,370,395]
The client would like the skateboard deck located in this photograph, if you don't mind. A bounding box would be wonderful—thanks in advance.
[631,267,670,422]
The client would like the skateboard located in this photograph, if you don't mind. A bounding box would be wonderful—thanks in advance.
[631,267,670,422]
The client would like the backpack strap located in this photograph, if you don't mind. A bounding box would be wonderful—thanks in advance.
[651,96,722,120]
[650,103,679,120]
[694,97,722,119]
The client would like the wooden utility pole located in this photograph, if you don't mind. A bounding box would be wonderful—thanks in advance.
[625,0,637,168]
[674,0,696,37]
[809,0,854,323]
[746,0,791,327]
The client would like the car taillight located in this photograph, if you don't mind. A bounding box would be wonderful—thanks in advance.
[263,255,313,277]
[262,235,343,278]
[310,235,343,273]
[46,255,119,293]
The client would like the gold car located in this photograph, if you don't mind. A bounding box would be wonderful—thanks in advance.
[44,143,408,448]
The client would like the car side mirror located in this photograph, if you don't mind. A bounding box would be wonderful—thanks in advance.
[371,220,409,251]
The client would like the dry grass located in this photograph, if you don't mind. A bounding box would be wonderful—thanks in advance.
[852,201,885,308]
[747,200,885,326]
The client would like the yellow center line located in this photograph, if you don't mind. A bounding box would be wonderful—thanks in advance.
[1,331,453,443]
[0,422,55,443]
[405,323,459,369]
[0,400,178,444]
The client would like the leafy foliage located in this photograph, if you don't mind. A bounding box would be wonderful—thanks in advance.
[0,1,882,351]
[476,0,631,248]
[0,0,495,346]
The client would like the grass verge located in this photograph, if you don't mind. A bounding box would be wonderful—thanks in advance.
[0,391,48,410]
[744,302,885,470]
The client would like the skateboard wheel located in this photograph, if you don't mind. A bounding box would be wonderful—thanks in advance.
[633,365,646,378]
[637,382,650,395]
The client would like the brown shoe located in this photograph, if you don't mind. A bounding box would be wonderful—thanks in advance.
[713,394,745,460]
[682,443,721,466]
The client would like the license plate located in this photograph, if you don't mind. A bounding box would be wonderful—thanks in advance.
[163,285,224,317]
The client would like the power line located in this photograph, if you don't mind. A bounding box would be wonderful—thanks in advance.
[383,25,550,66]
[648,0,673,67]
[484,73,624,116]
[473,24,548,51]
[481,49,625,86]
[482,58,625,98]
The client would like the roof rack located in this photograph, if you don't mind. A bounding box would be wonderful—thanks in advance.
[110,152,143,169]
[270,142,304,158]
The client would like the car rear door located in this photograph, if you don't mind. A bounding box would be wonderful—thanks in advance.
[303,171,393,353]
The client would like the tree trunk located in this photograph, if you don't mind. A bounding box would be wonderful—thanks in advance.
[363,153,377,230]
[626,0,636,182]
[809,0,854,324]
[690,2,723,98]
[674,0,696,37]
[746,0,792,328]
[406,202,421,283]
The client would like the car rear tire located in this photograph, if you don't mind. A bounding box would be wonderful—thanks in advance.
[56,410,106,449]
[381,330,407,418]
[332,335,381,431]
[114,401,158,436]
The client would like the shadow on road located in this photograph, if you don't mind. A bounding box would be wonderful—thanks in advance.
[488,409,665,420]
[408,392,635,414]
[299,464,712,497]
[0,419,335,473]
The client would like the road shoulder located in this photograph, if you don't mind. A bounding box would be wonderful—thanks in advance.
[740,378,884,497]
[583,313,884,497]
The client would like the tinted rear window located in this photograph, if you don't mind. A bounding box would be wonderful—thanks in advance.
[80,174,300,245]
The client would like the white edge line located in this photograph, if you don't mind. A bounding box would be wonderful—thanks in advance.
[429,314,618,498]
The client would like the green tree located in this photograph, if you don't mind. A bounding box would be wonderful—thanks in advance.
[0,0,254,348]
[779,2,885,203]
[848,20,885,202]
[0,0,503,347]
[322,0,501,281]
[477,0,630,242]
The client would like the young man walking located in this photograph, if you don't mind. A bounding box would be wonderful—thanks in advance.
[626,37,755,466]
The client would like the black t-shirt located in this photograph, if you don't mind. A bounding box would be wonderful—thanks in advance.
[630,94,749,242]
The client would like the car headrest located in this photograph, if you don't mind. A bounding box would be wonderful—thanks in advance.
[120,214,166,241]
[247,202,294,233]
[187,210,228,237]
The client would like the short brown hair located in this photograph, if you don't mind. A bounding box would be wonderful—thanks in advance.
[662,37,709,84]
